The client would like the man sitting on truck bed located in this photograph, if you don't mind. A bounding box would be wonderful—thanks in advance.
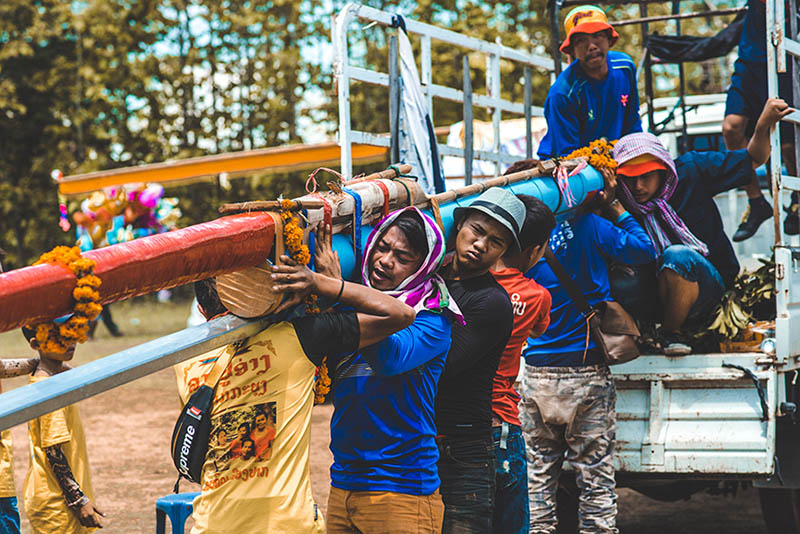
[537,5,642,159]
[611,98,793,355]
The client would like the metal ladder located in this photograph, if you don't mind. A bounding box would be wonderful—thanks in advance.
[769,0,800,366]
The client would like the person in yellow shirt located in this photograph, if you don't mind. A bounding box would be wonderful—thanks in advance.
[21,325,104,533]
[174,224,416,534]
[0,356,39,534]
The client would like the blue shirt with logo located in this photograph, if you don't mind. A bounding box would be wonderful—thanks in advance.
[523,212,656,366]
[329,310,451,495]
[538,51,643,158]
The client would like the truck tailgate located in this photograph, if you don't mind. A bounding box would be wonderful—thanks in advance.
[611,353,777,476]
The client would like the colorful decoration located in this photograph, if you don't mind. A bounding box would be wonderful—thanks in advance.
[71,184,181,251]
[29,247,102,353]
[278,198,329,403]
[51,170,72,232]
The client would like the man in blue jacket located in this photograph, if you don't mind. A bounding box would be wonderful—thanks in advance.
[521,170,656,533]
[538,5,642,159]
[316,207,463,534]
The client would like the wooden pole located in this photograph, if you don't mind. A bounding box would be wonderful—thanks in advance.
[219,199,327,214]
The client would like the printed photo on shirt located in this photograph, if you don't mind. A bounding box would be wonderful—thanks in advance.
[208,402,277,474]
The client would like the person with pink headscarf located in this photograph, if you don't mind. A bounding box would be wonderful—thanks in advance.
[317,206,463,534]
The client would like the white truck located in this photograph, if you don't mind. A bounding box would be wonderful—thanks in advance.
[332,3,800,532]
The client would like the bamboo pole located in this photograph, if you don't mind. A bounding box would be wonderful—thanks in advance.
[341,163,414,186]
[219,199,327,214]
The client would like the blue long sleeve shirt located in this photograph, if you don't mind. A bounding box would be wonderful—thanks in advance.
[538,51,643,158]
[329,310,451,495]
[523,212,656,366]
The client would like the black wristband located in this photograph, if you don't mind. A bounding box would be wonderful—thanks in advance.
[334,279,345,304]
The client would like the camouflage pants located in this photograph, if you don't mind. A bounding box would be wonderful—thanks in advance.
[519,364,619,534]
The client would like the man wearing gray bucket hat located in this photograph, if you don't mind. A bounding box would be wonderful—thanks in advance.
[436,187,525,533]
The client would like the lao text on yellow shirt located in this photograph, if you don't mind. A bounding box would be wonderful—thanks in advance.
[174,322,325,534]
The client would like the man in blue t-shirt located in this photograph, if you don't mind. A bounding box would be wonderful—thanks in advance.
[520,169,656,533]
[538,5,642,159]
[722,0,797,241]
[314,208,461,534]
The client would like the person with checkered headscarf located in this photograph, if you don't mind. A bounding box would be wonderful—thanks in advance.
[611,98,791,355]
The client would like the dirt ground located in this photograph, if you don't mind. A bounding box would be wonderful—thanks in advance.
[1,298,770,533]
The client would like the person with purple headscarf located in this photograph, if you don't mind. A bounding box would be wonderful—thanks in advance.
[319,206,462,534]
[612,99,788,355]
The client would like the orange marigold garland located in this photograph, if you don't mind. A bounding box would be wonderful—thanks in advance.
[566,138,618,171]
[29,246,102,353]
[278,199,330,403]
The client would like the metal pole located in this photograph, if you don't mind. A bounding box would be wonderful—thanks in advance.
[641,3,656,133]
[389,35,400,164]
[334,10,354,178]
[524,67,533,159]
[463,55,474,186]
[674,0,690,154]
[790,0,800,177]
[550,0,563,76]
[767,0,783,244]
[561,0,669,5]
[613,7,746,27]
[0,314,271,431]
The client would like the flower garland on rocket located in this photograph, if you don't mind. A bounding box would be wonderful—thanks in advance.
[28,246,102,353]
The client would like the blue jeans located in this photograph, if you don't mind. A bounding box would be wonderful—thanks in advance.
[437,435,496,534]
[0,497,20,534]
[492,423,528,534]
[610,245,724,325]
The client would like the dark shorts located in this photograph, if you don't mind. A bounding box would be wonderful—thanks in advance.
[610,245,725,325]
[726,58,795,141]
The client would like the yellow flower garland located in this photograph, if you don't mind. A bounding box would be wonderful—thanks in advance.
[278,200,330,403]
[566,138,618,171]
[29,246,102,353]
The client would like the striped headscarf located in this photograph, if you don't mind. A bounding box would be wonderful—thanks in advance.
[362,207,464,324]
[613,133,709,256]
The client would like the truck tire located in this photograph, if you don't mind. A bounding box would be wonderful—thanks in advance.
[759,488,800,534]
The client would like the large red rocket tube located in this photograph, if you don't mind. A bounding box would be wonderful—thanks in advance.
[0,212,275,333]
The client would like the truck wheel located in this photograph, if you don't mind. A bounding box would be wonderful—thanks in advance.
[759,488,800,534]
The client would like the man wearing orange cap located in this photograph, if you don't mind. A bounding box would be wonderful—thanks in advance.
[537,5,642,159]
[611,98,792,354]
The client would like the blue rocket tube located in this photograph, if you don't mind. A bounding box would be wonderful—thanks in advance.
[332,165,603,280]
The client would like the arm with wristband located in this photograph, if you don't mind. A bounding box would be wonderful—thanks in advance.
[271,255,416,350]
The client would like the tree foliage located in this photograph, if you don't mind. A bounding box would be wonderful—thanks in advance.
[0,0,737,268]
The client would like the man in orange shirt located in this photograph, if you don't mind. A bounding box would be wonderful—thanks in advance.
[250,410,276,461]
[490,190,556,534]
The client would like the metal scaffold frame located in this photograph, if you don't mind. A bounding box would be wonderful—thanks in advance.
[769,0,800,366]
[332,2,558,182]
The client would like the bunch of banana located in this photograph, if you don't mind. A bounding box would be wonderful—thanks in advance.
[708,290,754,339]
[735,258,775,319]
